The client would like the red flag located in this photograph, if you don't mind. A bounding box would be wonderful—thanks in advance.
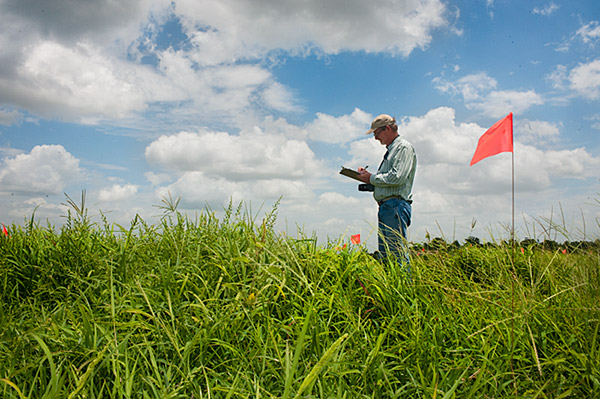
[470,113,513,166]
[351,234,361,244]
[2,224,8,238]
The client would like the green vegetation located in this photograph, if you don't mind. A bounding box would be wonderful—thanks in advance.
[1,196,598,398]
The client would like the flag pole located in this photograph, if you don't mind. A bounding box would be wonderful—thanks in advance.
[468,112,517,391]
[510,118,517,394]
[510,141,515,253]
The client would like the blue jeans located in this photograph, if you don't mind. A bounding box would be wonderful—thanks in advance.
[378,198,411,273]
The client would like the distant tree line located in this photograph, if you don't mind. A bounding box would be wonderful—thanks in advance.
[412,236,600,253]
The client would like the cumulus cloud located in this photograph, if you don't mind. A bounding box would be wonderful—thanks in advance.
[544,147,599,177]
[433,72,543,117]
[0,35,295,126]
[156,172,315,210]
[143,110,380,236]
[0,0,167,87]
[175,0,452,57]
[11,42,151,123]
[98,184,139,202]
[517,119,561,144]
[0,0,163,46]
[318,192,361,206]
[568,59,600,100]
[0,145,83,195]
[470,90,543,117]
[0,0,454,127]
[433,72,498,101]
[0,1,294,126]
[145,128,325,181]
[546,59,600,100]
[248,108,372,145]
[304,109,372,144]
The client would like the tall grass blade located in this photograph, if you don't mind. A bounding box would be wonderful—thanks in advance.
[0,379,27,399]
[283,305,313,399]
[293,333,348,399]
[31,334,59,398]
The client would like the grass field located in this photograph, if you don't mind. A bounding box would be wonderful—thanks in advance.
[1,197,598,398]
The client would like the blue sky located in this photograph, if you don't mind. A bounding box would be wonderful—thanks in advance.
[0,0,599,246]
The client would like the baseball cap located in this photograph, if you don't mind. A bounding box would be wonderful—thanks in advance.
[365,114,396,134]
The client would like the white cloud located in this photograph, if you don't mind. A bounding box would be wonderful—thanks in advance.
[260,82,301,113]
[16,41,150,122]
[155,172,315,210]
[545,60,600,102]
[98,184,139,202]
[586,114,600,130]
[0,145,83,195]
[6,197,65,223]
[152,49,297,124]
[175,0,451,57]
[532,3,559,17]
[433,72,497,101]
[486,0,495,19]
[145,171,173,186]
[470,90,543,118]
[517,119,561,144]
[304,108,372,144]
[433,73,543,117]
[545,147,598,177]
[0,108,22,126]
[0,0,454,128]
[0,37,297,128]
[145,128,325,180]
[400,107,484,165]
[0,2,297,126]
[546,65,568,90]
[569,59,600,100]
[575,21,600,46]
[0,0,169,108]
[554,20,600,52]
[0,0,164,46]
[318,192,361,206]
[0,147,23,157]
[347,137,387,170]
[247,108,372,145]
[0,40,187,124]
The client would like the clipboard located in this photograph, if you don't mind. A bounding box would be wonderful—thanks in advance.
[339,166,363,182]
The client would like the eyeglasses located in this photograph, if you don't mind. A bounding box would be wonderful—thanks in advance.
[374,126,387,137]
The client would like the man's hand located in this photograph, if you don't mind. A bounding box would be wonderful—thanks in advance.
[357,167,371,184]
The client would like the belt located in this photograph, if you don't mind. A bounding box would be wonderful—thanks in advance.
[377,196,405,206]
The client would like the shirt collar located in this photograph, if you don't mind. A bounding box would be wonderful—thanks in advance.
[386,135,400,148]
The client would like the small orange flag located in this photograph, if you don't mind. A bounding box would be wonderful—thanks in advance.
[351,234,361,244]
[470,113,513,166]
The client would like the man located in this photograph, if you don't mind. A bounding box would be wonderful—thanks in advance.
[358,114,417,272]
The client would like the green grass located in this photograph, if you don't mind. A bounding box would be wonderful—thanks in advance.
[0,198,598,398]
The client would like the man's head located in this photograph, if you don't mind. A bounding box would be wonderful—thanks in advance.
[366,114,398,145]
